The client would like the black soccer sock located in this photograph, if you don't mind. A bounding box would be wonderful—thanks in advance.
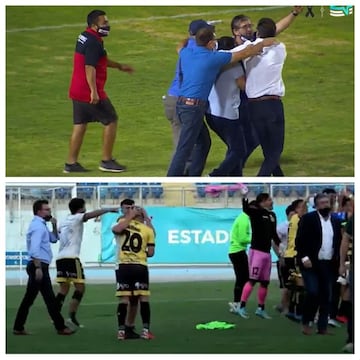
[56,293,66,312]
[342,300,352,319]
[117,303,128,330]
[258,304,265,310]
[240,301,246,308]
[140,302,151,329]
[69,312,80,326]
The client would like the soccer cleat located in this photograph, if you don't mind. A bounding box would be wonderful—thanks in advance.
[302,325,312,335]
[255,308,272,319]
[117,330,126,340]
[147,331,155,340]
[125,328,140,339]
[99,159,127,173]
[328,318,341,328]
[63,162,90,173]
[228,302,239,314]
[140,328,153,340]
[57,327,75,335]
[65,318,83,330]
[237,307,250,319]
[316,330,334,335]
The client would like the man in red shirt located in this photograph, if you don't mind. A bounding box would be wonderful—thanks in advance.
[65,9,134,173]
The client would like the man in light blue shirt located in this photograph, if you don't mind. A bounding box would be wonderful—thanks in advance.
[13,199,74,336]
[163,19,213,175]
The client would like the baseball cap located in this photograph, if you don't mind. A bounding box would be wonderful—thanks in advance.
[189,19,214,36]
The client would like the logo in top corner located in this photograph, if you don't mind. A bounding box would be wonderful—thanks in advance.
[329,6,353,16]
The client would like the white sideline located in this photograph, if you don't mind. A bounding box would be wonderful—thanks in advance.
[7,6,286,33]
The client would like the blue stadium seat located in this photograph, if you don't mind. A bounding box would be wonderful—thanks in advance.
[109,187,123,199]
[195,183,207,198]
[55,187,71,199]
[347,184,354,194]
[294,185,307,197]
[77,187,94,199]
[272,185,282,197]
[99,187,108,200]
[149,183,164,199]
[280,185,292,197]
[123,183,138,199]
[140,183,150,199]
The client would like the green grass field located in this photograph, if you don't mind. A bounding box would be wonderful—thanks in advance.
[6,6,354,177]
[6,281,347,354]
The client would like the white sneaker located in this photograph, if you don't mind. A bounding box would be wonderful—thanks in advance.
[65,318,84,330]
[328,318,341,328]
[228,302,239,313]
[342,343,353,353]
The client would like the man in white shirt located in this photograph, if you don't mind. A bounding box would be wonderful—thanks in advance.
[244,18,287,176]
[55,197,118,329]
[205,36,246,176]
[295,194,342,335]
[275,204,295,313]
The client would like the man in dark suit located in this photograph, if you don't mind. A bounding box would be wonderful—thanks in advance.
[295,193,342,335]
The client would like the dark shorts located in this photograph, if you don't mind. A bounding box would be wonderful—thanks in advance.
[115,263,150,297]
[281,257,297,288]
[72,98,118,125]
[56,257,85,284]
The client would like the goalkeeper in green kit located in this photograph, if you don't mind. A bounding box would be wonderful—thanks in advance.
[228,201,256,314]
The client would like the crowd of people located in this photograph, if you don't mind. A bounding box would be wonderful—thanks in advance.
[12,197,156,341]
[63,7,303,176]
[228,188,354,353]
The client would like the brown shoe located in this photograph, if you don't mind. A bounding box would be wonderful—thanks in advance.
[13,329,30,335]
[302,325,312,335]
[317,330,334,335]
[57,327,75,335]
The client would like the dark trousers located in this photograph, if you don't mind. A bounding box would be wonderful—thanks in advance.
[205,113,246,176]
[229,250,249,302]
[167,102,211,176]
[301,260,333,332]
[329,273,341,319]
[239,100,259,166]
[13,262,66,332]
[248,99,285,176]
[347,269,353,344]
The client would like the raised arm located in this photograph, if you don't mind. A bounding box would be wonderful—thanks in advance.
[275,6,303,35]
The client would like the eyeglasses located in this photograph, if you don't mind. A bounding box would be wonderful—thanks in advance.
[42,208,51,211]
[238,23,253,29]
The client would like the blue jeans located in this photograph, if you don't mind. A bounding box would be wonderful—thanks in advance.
[301,261,333,332]
[167,102,211,176]
[205,113,246,176]
[248,99,285,176]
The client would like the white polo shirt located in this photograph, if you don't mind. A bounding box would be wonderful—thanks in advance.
[318,213,334,260]
[276,220,289,256]
[244,37,286,99]
[57,213,86,258]
[207,63,244,120]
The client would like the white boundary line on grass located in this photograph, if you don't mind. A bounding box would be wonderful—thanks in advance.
[6,6,287,33]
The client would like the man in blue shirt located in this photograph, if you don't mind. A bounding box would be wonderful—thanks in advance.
[163,20,214,174]
[167,27,275,176]
[13,200,74,335]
